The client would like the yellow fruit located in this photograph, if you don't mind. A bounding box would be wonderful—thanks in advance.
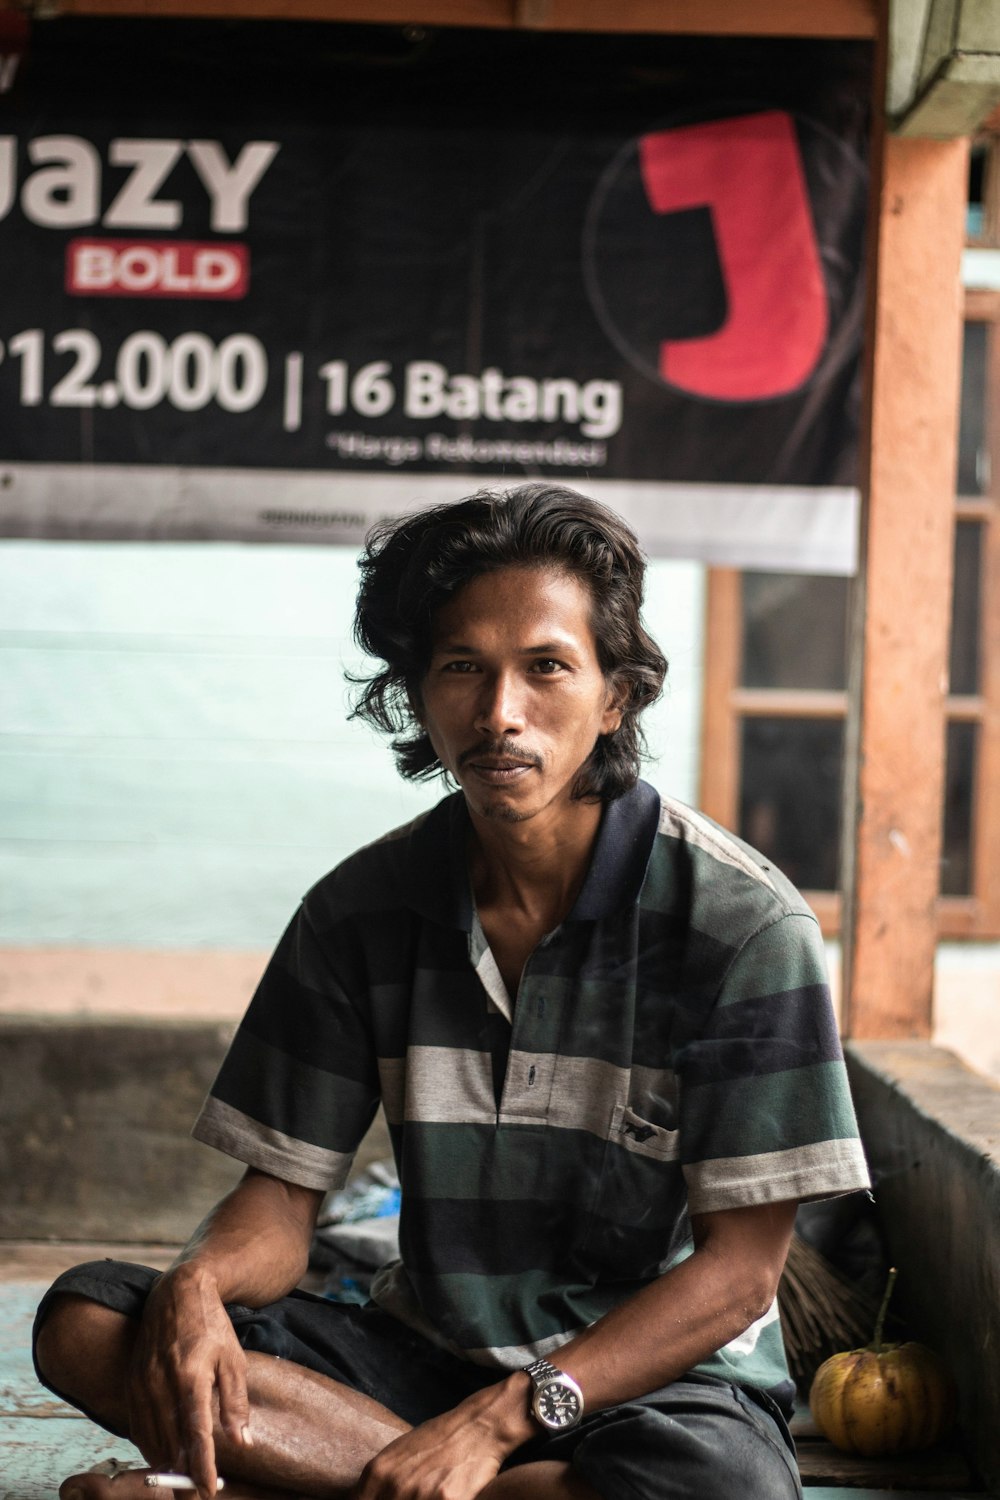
[809,1340,955,1457]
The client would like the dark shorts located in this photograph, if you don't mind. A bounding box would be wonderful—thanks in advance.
[33,1260,802,1500]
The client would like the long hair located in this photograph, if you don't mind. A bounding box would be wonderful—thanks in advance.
[349,483,668,801]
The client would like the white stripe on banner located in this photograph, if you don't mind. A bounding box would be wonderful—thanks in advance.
[0,463,858,574]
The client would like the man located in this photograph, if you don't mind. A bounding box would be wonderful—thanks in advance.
[35,483,870,1500]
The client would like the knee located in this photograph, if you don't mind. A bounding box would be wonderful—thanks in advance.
[34,1286,130,1396]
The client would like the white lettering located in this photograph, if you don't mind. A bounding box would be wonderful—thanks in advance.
[480,367,504,421]
[73,244,115,289]
[159,249,195,291]
[402,362,623,439]
[67,241,246,296]
[105,139,183,230]
[0,55,20,94]
[0,136,13,222]
[23,136,100,227]
[404,360,448,419]
[3,134,277,230]
[186,140,279,232]
[539,377,579,426]
[196,250,241,292]
[118,247,160,291]
[579,379,622,439]
[447,373,480,420]
[500,377,539,423]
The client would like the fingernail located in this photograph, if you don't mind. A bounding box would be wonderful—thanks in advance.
[241,1423,253,1446]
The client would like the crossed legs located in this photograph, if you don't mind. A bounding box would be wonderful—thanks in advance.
[35,1293,595,1500]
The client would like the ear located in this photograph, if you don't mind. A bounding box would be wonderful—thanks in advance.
[600,677,628,736]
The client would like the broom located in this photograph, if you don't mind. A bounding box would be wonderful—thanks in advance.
[777,1231,883,1389]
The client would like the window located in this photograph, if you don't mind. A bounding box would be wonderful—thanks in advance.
[700,300,1000,939]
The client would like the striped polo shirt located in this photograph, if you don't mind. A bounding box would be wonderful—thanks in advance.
[193,779,870,1405]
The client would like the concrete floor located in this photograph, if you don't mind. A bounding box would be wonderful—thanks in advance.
[0,1243,173,1500]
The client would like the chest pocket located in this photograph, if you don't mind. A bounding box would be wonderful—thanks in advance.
[579,1101,688,1279]
[613,1103,680,1161]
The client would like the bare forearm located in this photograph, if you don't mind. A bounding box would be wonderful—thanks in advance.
[167,1168,323,1307]
[124,1169,323,1497]
[553,1227,781,1409]
[454,1199,798,1463]
[545,1200,794,1413]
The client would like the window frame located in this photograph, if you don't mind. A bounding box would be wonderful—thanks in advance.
[699,291,1000,941]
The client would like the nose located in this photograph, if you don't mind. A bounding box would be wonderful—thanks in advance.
[474,670,526,738]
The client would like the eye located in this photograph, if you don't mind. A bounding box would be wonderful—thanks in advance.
[441,659,478,673]
[531,658,565,674]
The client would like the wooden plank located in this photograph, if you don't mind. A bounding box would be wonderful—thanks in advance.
[841,132,969,1039]
[698,568,741,831]
[50,0,511,21]
[971,318,1000,938]
[48,0,878,34]
[804,1491,979,1499]
[796,1434,976,1490]
[730,688,848,718]
[510,0,878,35]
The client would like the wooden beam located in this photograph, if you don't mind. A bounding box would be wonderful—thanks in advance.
[45,0,877,36]
[971,315,1000,937]
[506,0,877,35]
[698,568,741,831]
[841,133,969,1039]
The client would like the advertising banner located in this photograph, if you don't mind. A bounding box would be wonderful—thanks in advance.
[0,23,871,569]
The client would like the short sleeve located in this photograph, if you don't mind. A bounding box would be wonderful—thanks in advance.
[192,902,380,1192]
[676,912,871,1216]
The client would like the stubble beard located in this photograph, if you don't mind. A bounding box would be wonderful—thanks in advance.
[479,801,529,824]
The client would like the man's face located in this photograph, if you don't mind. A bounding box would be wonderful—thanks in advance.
[417,564,622,826]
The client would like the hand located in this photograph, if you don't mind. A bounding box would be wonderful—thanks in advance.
[126,1263,252,1500]
[355,1377,534,1500]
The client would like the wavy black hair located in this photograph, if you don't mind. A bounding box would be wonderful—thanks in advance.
[349,483,668,801]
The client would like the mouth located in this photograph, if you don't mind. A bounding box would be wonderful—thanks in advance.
[465,757,536,785]
[459,744,540,786]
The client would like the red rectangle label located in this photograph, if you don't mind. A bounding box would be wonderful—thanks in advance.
[66,239,250,299]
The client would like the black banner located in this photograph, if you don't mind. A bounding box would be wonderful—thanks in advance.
[0,22,871,561]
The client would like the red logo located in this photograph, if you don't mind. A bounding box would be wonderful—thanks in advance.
[66,239,249,299]
[637,113,827,401]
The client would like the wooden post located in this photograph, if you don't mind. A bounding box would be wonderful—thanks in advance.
[841,133,969,1038]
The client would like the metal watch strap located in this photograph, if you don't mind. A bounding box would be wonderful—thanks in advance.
[524,1358,562,1387]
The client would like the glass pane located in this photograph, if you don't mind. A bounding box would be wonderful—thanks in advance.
[739,718,843,891]
[967,145,986,238]
[958,322,989,495]
[741,573,851,690]
[949,521,983,696]
[941,720,977,897]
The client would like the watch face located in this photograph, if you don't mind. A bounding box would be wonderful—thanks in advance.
[534,1378,583,1429]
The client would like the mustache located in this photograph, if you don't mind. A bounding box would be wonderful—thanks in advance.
[458,738,543,770]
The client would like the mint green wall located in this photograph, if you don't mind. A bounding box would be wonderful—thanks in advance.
[0,541,704,950]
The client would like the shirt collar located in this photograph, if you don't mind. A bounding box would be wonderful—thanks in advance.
[567,778,662,921]
[403,779,661,930]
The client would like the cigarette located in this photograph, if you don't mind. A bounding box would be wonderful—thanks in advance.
[143,1478,225,1492]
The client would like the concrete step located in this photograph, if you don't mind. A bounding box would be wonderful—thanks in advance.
[0,1018,390,1242]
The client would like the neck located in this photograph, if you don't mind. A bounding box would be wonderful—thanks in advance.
[467,796,603,928]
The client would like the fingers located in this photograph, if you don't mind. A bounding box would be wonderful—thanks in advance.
[127,1351,175,1469]
[127,1267,250,1496]
[183,1374,220,1500]
[216,1350,253,1452]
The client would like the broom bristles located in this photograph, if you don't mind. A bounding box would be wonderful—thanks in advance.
[778,1232,881,1388]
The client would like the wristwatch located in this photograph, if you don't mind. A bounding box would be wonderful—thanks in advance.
[523,1357,585,1431]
